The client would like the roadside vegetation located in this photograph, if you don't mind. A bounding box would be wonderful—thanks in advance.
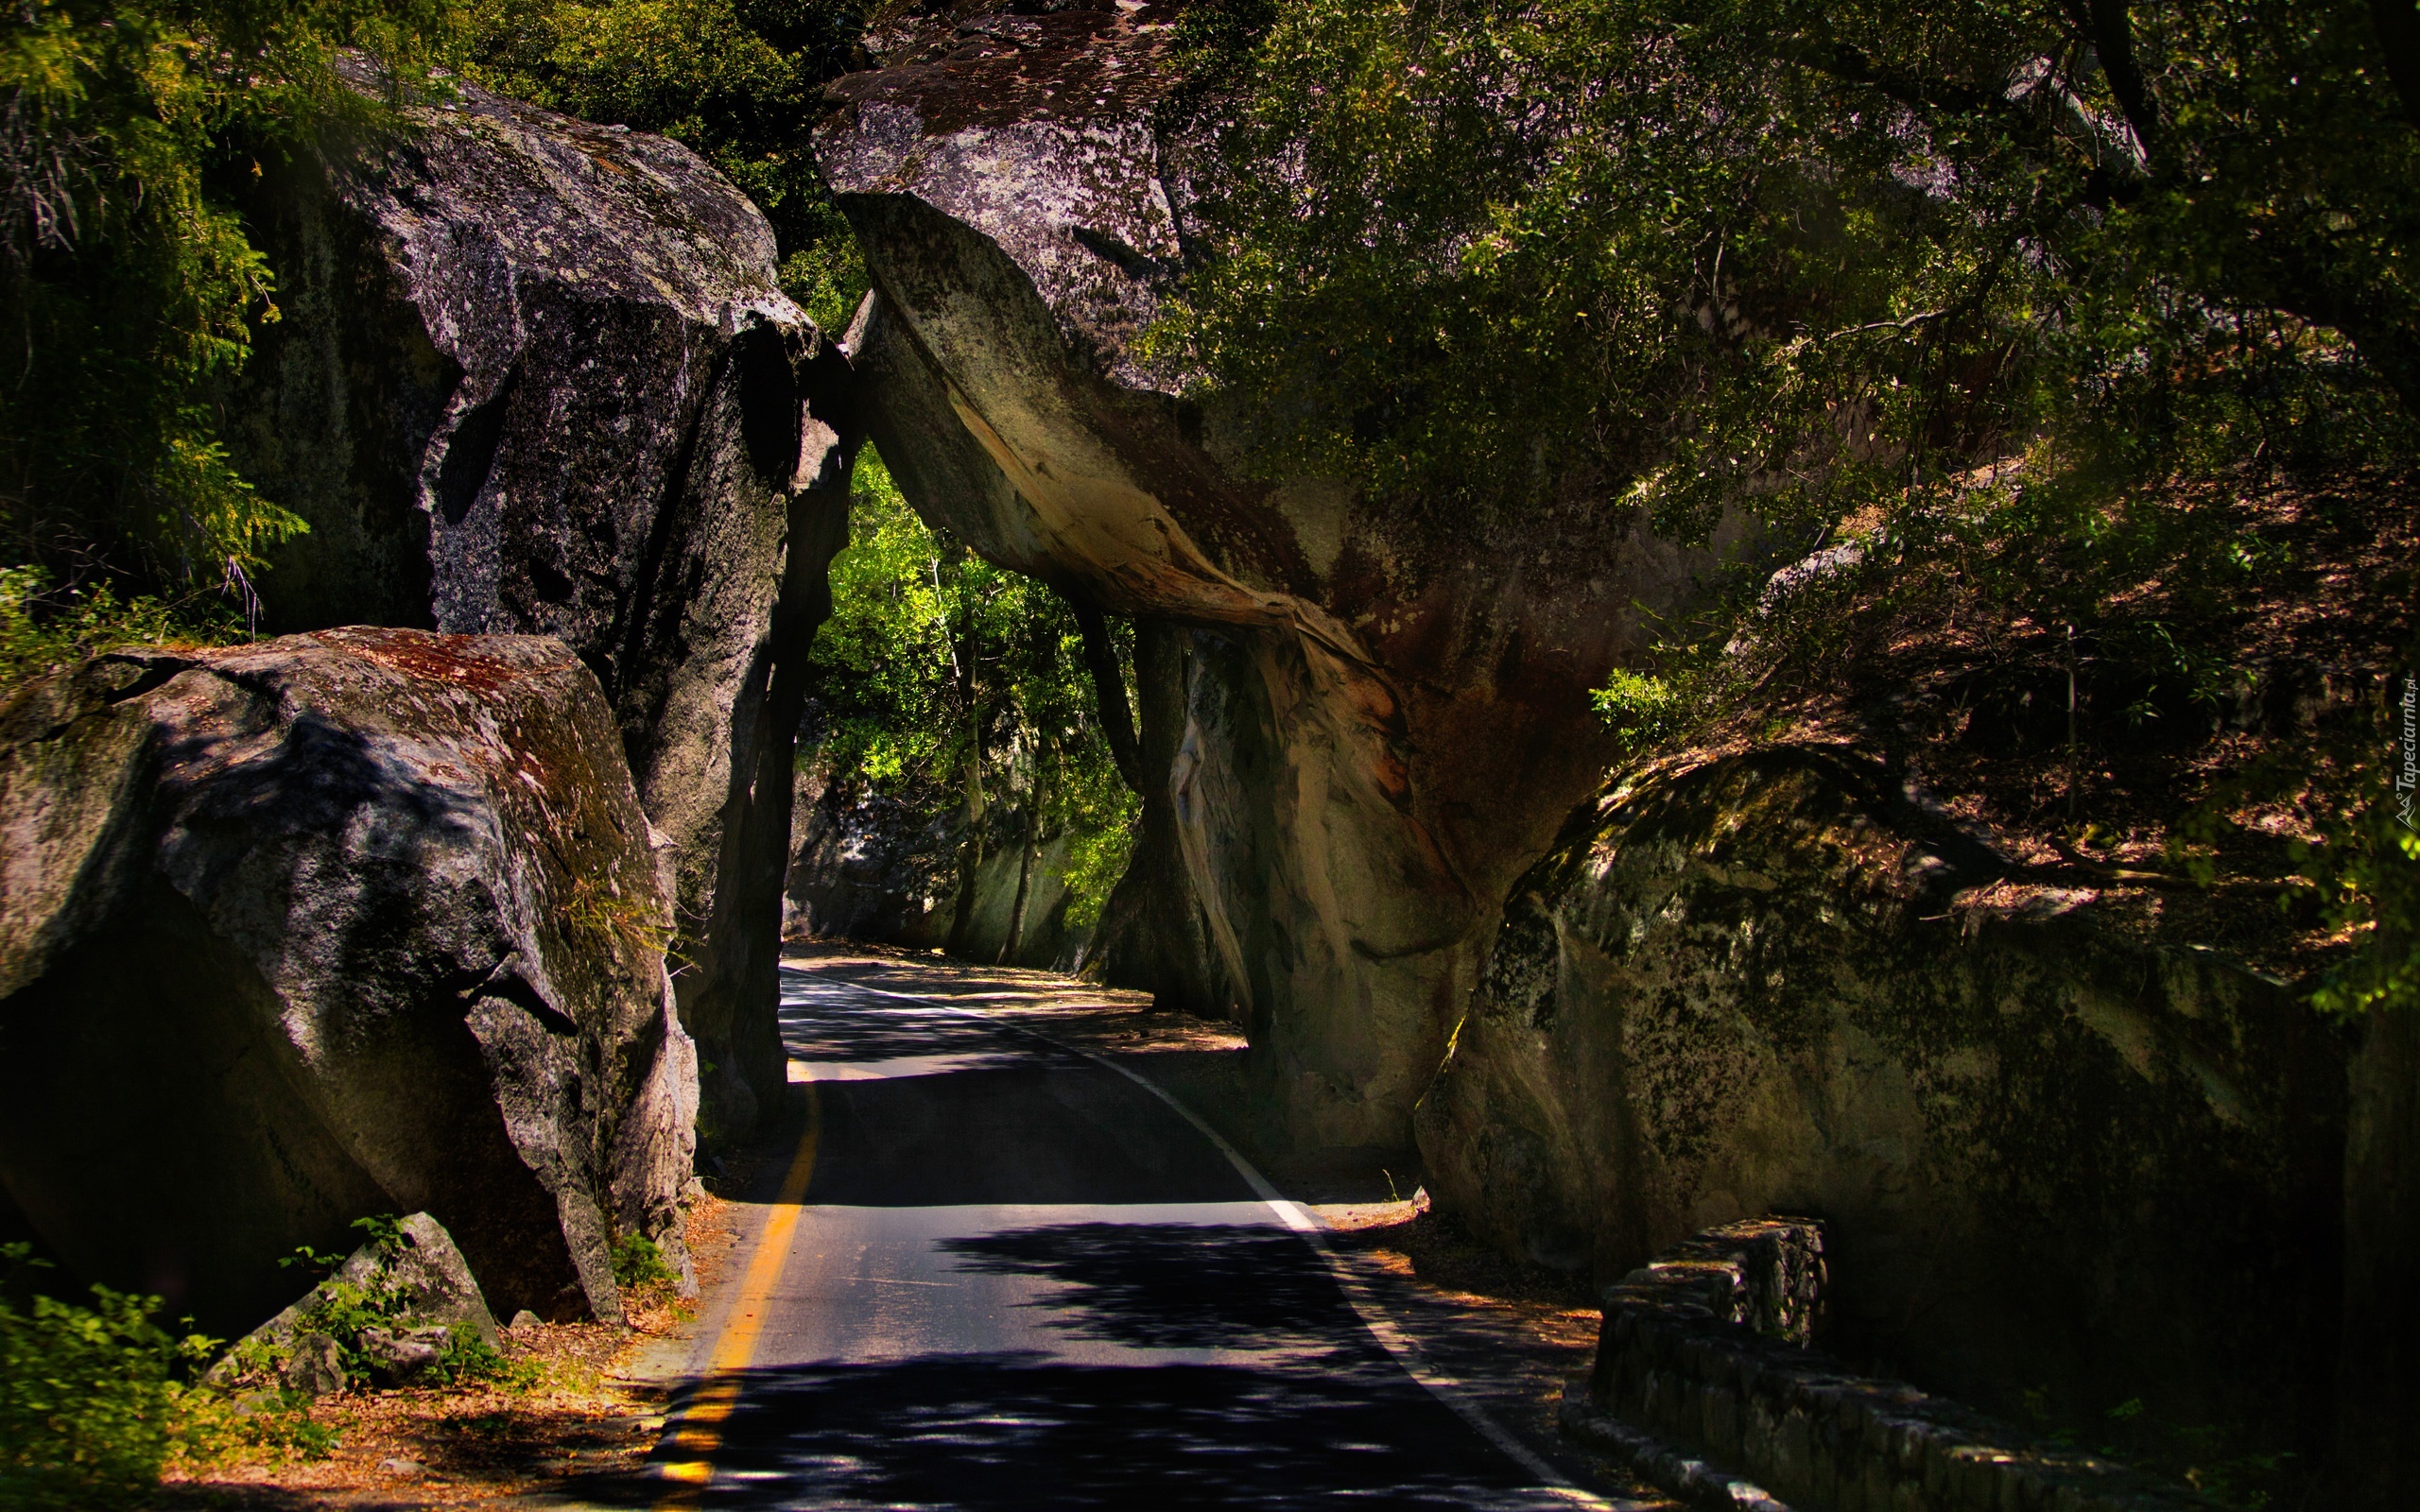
[0,1243,216,1510]
[0,1199,722,1509]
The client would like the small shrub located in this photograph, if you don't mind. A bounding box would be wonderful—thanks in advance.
[0,567,231,692]
[166,1387,336,1468]
[432,1327,539,1391]
[1590,669,1695,751]
[0,1244,217,1511]
[609,1233,675,1291]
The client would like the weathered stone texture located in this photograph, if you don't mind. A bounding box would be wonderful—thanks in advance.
[227,1211,501,1376]
[819,4,1726,1147]
[0,629,694,1330]
[228,71,856,1139]
[1422,746,2347,1436]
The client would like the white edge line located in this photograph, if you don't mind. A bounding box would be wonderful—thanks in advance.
[815,975,1618,1510]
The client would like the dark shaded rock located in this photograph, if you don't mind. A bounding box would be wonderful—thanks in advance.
[818,9,1732,1147]
[0,629,693,1330]
[1417,746,2348,1440]
[227,69,858,1141]
[1569,1217,2206,1512]
[2333,999,2420,1501]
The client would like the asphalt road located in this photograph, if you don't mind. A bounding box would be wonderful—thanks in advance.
[635,966,1617,1511]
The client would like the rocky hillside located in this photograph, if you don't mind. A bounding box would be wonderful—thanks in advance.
[809,3,2416,1492]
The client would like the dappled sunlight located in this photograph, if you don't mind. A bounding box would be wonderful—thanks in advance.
[608,1357,1581,1511]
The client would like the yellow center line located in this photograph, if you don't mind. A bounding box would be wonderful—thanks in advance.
[650,1065,822,1509]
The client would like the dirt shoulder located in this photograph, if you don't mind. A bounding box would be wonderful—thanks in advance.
[147,1196,748,1509]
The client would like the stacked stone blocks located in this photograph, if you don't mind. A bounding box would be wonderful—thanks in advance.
[1576,1218,2204,1512]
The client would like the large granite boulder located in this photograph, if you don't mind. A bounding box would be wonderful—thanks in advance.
[0,628,695,1330]
[226,68,856,1141]
[1415,746,2348,1436]
[816,5,1728,1148]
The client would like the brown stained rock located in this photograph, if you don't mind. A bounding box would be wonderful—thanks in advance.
[0,628,694,1330]
[226,70,857,1143]
[816,4,1728,1149]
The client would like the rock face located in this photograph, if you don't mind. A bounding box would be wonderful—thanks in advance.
[817,5,1726,1147]
[1417,747,2347,1435]
[0,629,695,1330]
[227,70,856,1140]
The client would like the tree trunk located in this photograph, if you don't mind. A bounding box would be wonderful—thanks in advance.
[1084,618,1220,1015]
[2370,0,2420,130]
[1002,797,1040,965]
[944,591,985,957]
[946,782,985,958]
[1063,587,1142,793]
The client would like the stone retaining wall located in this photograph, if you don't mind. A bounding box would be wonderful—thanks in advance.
[1573,1218,2203,1511]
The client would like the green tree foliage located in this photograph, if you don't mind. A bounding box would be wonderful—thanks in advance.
[464,0,870,328]
[1161,0,2418,532]
[0,0,460,597]
[806,450,1138,936]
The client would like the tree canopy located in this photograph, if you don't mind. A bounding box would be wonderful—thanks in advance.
[1,0,458,600]
[1154,0,2420,1016]
[1159,0,2419,530]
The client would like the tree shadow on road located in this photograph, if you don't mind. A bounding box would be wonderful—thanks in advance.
[935,1221,1364,1354]
[775,980,1033,1069]
[576,1355,1567,1510]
